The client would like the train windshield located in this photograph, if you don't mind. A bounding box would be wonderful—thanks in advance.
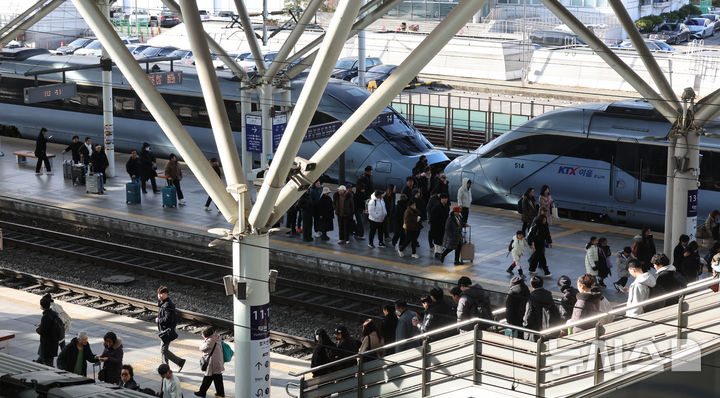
[374,108,433,155]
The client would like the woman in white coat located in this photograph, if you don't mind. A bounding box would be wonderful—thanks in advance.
[456,178,472,223]
[585,236,600,279]
[506,230,528,276]
[195,326,225,397]
[367,190,388,248]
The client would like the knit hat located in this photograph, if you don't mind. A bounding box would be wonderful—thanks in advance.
[510,276,525,285]
[452,206,461,212]
[322,187,330,195]
[337,185,347,191]
[557,275,572,289]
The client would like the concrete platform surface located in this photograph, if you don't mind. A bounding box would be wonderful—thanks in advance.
[0,286,307,397]
[0,136,678,303]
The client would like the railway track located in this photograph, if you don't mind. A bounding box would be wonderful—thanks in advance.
[0,221,420,321]
[0,267,314,356]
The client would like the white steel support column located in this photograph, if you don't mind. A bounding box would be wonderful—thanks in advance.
[71,0,239,223]
[100,0,115,178]
[232,234,270,398]
[0,0,65,48]
[671,133,700,243]
[240,87,253,179]
[267,0,489,227]
[180,0,246,192]
[263,0,324,83]
[260,84,273,170]
[262,0,268,46]
[233,0,267,74]
[0,0,47,37]
[539,0,678,124]
[358,30,366,88]
[663,137,677,255]
[249,0,363,229]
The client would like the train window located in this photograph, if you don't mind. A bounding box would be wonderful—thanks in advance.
[614,141,639,178]
[86,95,99,107]
[700,151,720,191]
[376,110,432,155]
[576,139,614,162]
[140,102,149,112]
[355,134,372,145]
[178,107,193,118]
[639,144,667,185]
[310,111,337,125]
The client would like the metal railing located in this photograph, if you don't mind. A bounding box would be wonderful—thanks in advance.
[288,276,720,397]
[391,92,560,151]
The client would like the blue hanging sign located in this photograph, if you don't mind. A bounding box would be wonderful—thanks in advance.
[245,114,262,153]
[272,113,287,152]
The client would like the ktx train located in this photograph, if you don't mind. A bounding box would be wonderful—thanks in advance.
[445,99,720,229]
[0,48,447,188]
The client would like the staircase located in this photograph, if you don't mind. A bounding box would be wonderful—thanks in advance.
[288,278,720,397]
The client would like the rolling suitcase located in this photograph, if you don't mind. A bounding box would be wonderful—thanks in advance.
[62,158,72,179]
[162,181,177,208]
[126,181,141,204]
[71,164,86,186]
[460,226,475,262]
[86,173,104,194]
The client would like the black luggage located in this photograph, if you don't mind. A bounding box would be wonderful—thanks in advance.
[71,165,86,186]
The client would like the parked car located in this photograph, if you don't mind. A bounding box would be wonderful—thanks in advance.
[73,39,102,56]
[652,22,690,44]
[685,18,714,39]
[214,11,237,21]
[238,51,278,71]
[54,37,93,55]
[159,11,180,27]
[213,53,238,69]
[127,44,152,57]
[529,30,585,47]
[168,49,193,63]
[350,64,419,89]
[331,56,383,81]
[128,9,151,26]
[614,39,678,52]
[199,10,211,22]
[134,46,178,60]
[700,14,720,32]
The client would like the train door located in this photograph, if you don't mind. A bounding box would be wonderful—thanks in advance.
[612,139,639,203]
[374,160,396,189]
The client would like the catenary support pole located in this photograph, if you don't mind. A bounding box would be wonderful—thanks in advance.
[249,0,363,229]
[240,86,253,181]
[539,0,678,124]
[233,0,267,74]
[179,0,246,194]
[262,0,268,46]
[671,133,700,245]
[267,0,489,227]
[0,0,65,48]
[71,0,239,224]
[663,137,677,255]
[608,0,677,106]
[161,0,249,81]
[100,0,115,178]
[0,0,47,37]
[259,84,273,170]
[358,3,367,89]
[263,0,324,83]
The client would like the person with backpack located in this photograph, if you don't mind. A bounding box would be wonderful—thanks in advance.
[505,276,530,338]
[57,331,99,376]
[194,326,224,398]
[42,293,71,350]
[507,230,528,276]
[456,276,493,331]
[527,215,552,277]
[557,275,578,322]
[523,276,561,341]
[36,294,63,366]
[520,187,538,235]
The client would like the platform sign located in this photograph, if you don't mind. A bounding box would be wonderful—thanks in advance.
[687,189,698,240]
[24,83,77,104]
[272,113,286,152]
[147,71,183,86]
[245,115,262,153]
[303,113,394,142]
[250,303,270,397]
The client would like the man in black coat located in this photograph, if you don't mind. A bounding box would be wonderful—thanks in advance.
[34,127,52,174]
[57,332,98,376]
[354,166,373,240]
[126,150,142,183]
[672,234,690,268]
[429,194,449,255]
[401,177,414,199]
[157,286,186,371]
[90,145,109,184]
[62,135,83,164]
[298,190,314,242]
[380,303,398,345]
[332,325,360,369]
[79,137,92,166]
[413,288,455,341]
[523,276,561,341]
[649,253,687,308]
[506,276,530,338]
[139,142,158,194]
[431,174,449,197]
[36,295,60,365]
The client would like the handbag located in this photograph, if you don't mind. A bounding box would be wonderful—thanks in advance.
[200,342,217,372]
[551,205,559,221]
[158,328,178,344]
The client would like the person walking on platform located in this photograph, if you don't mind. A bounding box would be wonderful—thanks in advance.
[625,259,656,317]
[398,200,422,258]
[286,200,300,237]
[557,275,578,322]
[157,363,182,398]
[90,145,109,185]
[429,194,450,255]
[35,294,61,366]
[34,127,52,175]
[634,226,656,272]
[119,365,139,390]
[62,135,83,164]
[42,293,71,350]
[354,166,373,240]
[456,277,493,331]
[204,158,222,211]
[527,214,552,277]
[432,174,449,197]
[56,331,98,376]
[298,190,314,242]
[156,286,186,372]
[333,185,354,244]
[367,190,387,248]
[126,150,142,184]
[164,154,186,206]
[538,185,555,224]
[391,194,408,248]
[79,137,92,165]
[521,187,538,235]
[614,246,634,292]
[401,177,415,200]
[309,181,323,237]
[382,185,396,243]
[507,230,529,276]
[456,178,472,223]
[194,326,225,398]
[316,187,334,241]
[96,331,123,384]
[139,142,158,194]
[440,206,466,265]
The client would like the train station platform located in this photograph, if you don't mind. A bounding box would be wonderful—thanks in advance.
[0,286,307,397]
[0,136,668,302]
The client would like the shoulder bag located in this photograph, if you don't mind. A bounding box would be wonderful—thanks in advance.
[200,342,217,372]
